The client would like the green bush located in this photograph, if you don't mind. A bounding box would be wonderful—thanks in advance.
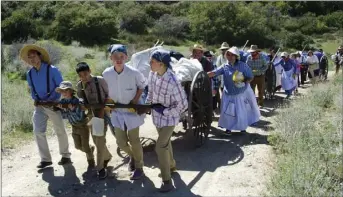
[50,4,118,46]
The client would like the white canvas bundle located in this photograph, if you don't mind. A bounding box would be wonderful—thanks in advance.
[170,57,203,82]
[128,46,163,79]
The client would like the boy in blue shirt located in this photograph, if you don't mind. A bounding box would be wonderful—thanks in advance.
[55,81,95,170]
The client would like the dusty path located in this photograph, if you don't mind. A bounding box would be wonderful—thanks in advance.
[1,78,322,197]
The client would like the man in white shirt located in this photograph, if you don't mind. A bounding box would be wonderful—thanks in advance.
[102,44,147,180]
[306,50,319,85]
[216,42,230,92]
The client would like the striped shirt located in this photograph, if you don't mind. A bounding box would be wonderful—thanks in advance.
[60,97,86,126]
[246,54,268,76]
[214,61,253,96]
[146,69,188,128]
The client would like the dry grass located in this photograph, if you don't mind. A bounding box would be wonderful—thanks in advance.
[268,73,343,196]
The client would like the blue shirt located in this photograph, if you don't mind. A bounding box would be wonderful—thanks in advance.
[214,61,253,95]
[60,97,86,126]
[274,59,297,74]
[26,63,63,101]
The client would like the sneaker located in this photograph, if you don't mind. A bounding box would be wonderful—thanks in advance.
[58,157,72,165]
[98,168,107,180]
[37,161,52,169]
[130,168,144,180]
[159,180,174,193]
[104,157,112,168]
[128,157,135,172]
[158,167,177,177]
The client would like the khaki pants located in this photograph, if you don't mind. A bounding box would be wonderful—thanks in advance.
[250,75,265,106]
[88,109,112,170]
[32,106,71,162]
[155,126,176,181]
[72,123,94,160]
[115,126,143,169]
[308,64,317,85]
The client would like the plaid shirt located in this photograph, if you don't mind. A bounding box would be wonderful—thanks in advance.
[146,69,188,128]
[246,54,268,76]
[60,97,86,126]
[211,62,220,91]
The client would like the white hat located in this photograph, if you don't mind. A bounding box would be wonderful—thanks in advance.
[226,46,240,58]
[219,42,230,50]
[280,52,289,57]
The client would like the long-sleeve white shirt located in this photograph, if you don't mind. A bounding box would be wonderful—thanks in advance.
[102,64,148,131]
[306,55,319,65]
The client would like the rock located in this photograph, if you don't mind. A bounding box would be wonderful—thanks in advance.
[8,165,13,168]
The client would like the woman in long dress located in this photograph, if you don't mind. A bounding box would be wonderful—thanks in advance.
[274,52,297,98]
[208,47,260,134]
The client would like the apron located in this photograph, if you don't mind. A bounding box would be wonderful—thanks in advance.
[275,65,283,87]
[281,68,297,91]
[219,85,260,130]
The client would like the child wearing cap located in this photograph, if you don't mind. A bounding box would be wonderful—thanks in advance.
[102,44,147,180]
[55,81,95,170]
[146,49,188,192]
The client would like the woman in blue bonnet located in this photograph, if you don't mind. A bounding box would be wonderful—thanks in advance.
[146,49,188,192]
[208,46,260,134]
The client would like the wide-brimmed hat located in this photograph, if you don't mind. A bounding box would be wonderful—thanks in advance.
[191,44,205,51]
[226,46,240,60]
[338,45,343,50]
[247,45,261,53]
[20,44,51,64]
[55,81,75,93]
[280,52,289,57]
[219,42,230,50]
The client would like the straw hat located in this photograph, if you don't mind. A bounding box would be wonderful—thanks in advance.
[20,44,51,64]
[191,44,205,51]
[55,81,75,93]
[247,45,261,53]
[338,45,343,50]
[219,42,230,50]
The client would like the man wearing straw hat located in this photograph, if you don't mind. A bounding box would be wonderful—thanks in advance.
[246,45,268,107]
[217,42,230,93]
[190,44,220,103]
[20,44,71,169]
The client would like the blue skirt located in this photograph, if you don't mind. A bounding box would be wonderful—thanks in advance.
[218,85,260,130]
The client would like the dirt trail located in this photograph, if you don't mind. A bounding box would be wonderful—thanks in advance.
[1,79,321,197]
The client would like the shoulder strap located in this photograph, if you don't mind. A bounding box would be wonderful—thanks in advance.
[80,81,89,104]
[29,69,41,101]
[93,77,103,104]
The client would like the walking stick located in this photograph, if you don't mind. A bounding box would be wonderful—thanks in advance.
[242,40,249,51]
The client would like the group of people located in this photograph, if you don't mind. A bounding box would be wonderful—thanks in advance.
[20,41,341,193]
[21,43,187,192]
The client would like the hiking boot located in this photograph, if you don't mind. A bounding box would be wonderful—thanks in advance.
[159,180,174,193]
[58,157,72,165]
[37,161,52,169]
[104,157,112,168]
[128,157,135,172]
[87,159,95,171]
[158,167,177,177]
[130,168,144,180]
[98,168,107,180]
